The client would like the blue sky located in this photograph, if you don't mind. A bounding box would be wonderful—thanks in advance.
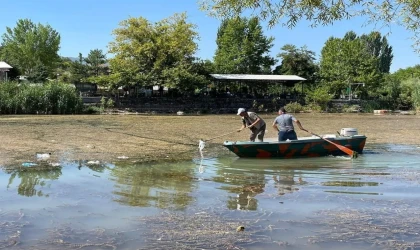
[1,0,419,72]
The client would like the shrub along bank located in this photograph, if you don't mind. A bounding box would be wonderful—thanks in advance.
[0,81,83,114]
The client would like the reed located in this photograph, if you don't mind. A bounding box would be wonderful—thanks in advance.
[0,81,83,114]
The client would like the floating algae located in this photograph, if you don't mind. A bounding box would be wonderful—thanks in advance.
[290,199,420,250]
[0,211,27,249]
[42,226,121,250]
[136,209,284,250]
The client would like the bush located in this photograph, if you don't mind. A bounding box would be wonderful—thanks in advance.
[360,100,382,113]
[305,86,333,111]
[304,103,322,113]
[0,81,83,114]
[342,104,361,113]
[98,97,115,113]
[83,105,101,114]
[284,102,304,113]
[401,78,420,111]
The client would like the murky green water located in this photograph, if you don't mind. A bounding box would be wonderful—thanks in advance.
[1,144,420,249]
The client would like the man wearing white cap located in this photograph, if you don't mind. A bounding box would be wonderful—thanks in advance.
[237,108,266,142]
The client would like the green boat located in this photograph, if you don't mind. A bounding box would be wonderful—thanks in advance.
[223,135,367,158]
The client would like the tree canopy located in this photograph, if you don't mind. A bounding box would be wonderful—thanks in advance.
[214,17,276,74]
[85,49,107,76]
[275,44,318,83]
[0,19,61,77]
[199,0,420,52]
[107,12,200,90]
[319,32,383,97]
[359,31,393,74]
[392,64,420,80]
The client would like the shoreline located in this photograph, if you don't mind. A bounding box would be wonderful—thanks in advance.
[0,113,419,167]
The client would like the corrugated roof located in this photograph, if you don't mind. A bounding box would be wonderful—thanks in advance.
[0,61,13,70]
[210,74,306,81]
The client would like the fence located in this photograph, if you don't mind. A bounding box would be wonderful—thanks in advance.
[115,96,300,114]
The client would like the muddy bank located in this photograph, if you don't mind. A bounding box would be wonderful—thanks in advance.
[0,113,418,166]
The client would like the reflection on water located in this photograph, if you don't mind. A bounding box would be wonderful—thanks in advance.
[110,161,197,209]
[213,164,265,210]
[1,144,420,249]
[6,166,62,197]
[322,180,379,187]
[77,159,109,172]
[273,170,305,196]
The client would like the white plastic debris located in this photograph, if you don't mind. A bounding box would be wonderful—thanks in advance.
[86,160,100,165]
[36,153,51,160]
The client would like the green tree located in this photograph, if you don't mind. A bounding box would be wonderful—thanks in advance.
[214,17,276,73]
[108,13,199,90]
[275,44,319,83]
[378,74,402,109]
[319,34,381,97]
[55,57,74,83]
[343,31,358,41]
[360,31,393,73]
[85,49,107,76]
[69,53,89,84]
[400,77,420,110]
[199,0,420,52]
[304,86,333,111]
[27,61,49,83]
[0,19,60,76]
[392,64,420,81]
[169,58,214,93]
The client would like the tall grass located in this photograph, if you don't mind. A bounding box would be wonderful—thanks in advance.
[0,81,83,114]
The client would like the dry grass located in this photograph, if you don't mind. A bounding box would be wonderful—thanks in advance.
[0,113,419,166]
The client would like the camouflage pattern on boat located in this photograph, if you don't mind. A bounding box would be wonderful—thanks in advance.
[223,135,367,158]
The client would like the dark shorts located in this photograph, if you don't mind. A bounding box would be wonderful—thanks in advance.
[278,130,297,141]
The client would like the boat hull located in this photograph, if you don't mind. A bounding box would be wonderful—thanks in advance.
[223,136,367,158]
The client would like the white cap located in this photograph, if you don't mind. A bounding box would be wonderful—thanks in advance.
[237,108,246,115]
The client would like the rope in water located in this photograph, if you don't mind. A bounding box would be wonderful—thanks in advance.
[202,131,237,142]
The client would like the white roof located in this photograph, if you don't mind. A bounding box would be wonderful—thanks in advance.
[210,74,306,81]
[0,61,13,70]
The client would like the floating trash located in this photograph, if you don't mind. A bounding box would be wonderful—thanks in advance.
[22,162,38,167]
[86,160,101,165]
[36,153,51,160]
[117,156,129,159]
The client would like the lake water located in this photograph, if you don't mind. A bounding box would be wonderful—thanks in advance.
[1,144,420,249]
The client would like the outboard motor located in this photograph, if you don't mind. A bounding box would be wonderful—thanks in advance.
[340,128,358,136]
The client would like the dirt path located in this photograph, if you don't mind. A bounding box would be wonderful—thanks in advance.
[0,113,419,166]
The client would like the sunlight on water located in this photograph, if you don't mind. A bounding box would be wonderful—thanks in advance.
[1,144,420,249]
